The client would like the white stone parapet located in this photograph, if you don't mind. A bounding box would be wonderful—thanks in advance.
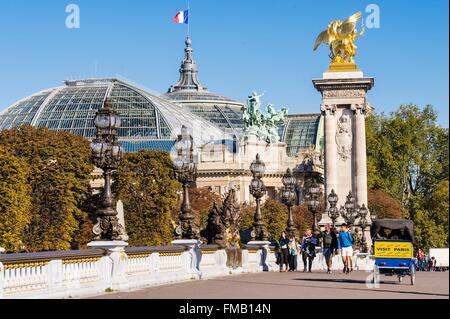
[0,243,374,299]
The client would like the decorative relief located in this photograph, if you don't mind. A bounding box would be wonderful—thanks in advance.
[320,104,336,115]
[351,103,367,115]
[336,113,352,161]
[323,89,365,99]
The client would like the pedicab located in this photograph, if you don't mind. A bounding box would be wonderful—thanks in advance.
[371,219,416,285]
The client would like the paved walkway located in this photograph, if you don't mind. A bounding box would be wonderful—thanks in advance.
[91,271,449,299]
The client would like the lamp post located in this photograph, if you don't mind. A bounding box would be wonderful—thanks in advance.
[249,154,269,241]
[358,204,369,253]
[327,189,340,228]
[281,168,297,238]
[173,126,200,240]
[307,181,321,237]
[91,100,128,241]
[342,191,360,228]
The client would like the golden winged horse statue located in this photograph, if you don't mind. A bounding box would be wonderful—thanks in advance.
[314,12,365,69]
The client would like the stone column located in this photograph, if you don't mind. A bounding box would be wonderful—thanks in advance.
[352,104,368,207]
[320,104,337,224]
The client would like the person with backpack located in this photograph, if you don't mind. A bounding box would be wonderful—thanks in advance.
[301,229,318,273]
[338,223,354,274]
[322,224,338,274]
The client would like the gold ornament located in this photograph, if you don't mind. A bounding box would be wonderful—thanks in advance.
[314,12,365,72]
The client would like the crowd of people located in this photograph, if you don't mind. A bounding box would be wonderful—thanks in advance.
[275,223,355,274]
[416,249,438,272]
[276,226,446,274]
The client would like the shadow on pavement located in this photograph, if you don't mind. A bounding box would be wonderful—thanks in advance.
[293,277,414,286]
[209,277,448,298]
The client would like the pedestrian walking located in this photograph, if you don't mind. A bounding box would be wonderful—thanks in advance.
[322,224,338,274]
[431,257,436,272]
[278,231,289,272]
[338,223,354,274]
[301,229,317,273]
[417,249,425,271]
[288,235,300,272]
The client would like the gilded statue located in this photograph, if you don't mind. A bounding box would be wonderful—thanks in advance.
[313,12,365,70]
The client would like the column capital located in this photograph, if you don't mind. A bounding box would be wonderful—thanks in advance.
[321,104,337,116]
[351,104,367,115]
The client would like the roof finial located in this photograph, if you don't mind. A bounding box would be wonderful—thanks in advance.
[167,36,207,93]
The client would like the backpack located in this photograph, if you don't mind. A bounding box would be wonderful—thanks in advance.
[323,233,333,246]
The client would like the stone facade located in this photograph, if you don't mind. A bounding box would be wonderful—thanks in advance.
[196,135,307,204]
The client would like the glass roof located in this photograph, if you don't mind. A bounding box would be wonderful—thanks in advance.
[0,78,231,149]
[281,114,322,157]
[0,90,53,129]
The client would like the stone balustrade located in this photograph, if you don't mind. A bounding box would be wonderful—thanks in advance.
[0,244,269,299]
[0,244,374,299]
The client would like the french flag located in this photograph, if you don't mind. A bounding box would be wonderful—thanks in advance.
[174,10,189,24]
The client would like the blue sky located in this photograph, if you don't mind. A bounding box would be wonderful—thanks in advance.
[0,0,448,127]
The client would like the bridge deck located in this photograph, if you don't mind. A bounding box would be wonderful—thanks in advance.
[89,271,449,299]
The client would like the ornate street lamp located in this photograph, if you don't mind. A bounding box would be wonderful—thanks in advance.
[91,100,128,241]
[173,126,200,240]
[249,154,269,241]
[327,189,340,228]
[281,168,297,237]
[342,191,360,228]
[307,181,321,237]
[358,204,369,253]
[370,209,378,223]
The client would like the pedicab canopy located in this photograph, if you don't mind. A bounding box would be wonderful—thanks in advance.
[370,219,415,243]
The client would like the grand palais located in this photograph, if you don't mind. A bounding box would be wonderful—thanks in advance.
[0,36,324,204]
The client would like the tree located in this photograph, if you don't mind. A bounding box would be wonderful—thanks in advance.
[366,105,448,212]
[113,150,180,247]
[292,203,315,237]
[0,126,93,251]
[0,147,31,252]
[240,198,288,241]
[187,187,222,234]
[366,105,449,250]
[368,189,403,220]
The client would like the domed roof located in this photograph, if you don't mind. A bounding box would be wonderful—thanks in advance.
[0,78,231,152]
[163,36,245,136]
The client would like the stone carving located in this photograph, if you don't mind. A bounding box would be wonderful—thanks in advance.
[353,227,362,251]
[351,103,367,115]
[204,188,241,247]
[242,92,288,144]
[336,113,352,161]
[323,89,365,98]
[301,145,324,170]
[320,104,337,115]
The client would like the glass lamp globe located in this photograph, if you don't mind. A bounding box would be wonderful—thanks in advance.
[359,204,368,218]
[112,145,122,158]
[282,169,296,188]
[250,154,266,178]
[95,114,111,129]
[111,114,121,129]
[91,142,104,156]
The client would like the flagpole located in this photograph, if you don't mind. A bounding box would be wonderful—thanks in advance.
[187,0,190,38]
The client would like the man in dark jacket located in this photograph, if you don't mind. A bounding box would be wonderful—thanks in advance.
[322,224,338,274]
[301,229,318,273]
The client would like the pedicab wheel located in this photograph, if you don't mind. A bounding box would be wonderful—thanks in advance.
[410,264,416,286]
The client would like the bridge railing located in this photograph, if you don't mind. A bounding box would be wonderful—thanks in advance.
[0,244,373,299]
[0,243,274,299]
